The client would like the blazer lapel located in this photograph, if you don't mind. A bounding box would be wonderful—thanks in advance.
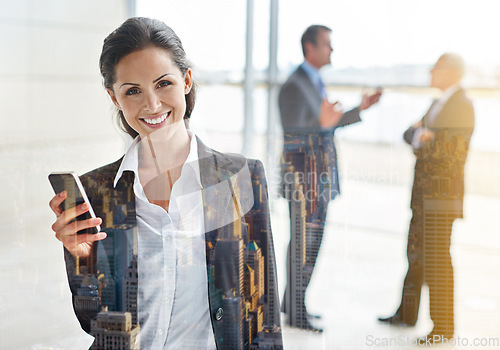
[422,98,438,126]
[424,88,464,128]
[113,170,137,227]
[196,136,254,256]
[296,66,323,109]
[429,88,465,128]
[196,137,233,258]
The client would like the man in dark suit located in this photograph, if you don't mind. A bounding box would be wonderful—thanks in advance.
[378,53,475,343]
[279,24,381,332]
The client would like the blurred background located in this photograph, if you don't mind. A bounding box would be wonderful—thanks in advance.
[1,0,499,349]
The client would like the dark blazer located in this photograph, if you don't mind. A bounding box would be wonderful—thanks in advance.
[279,65,361,202]
[403,88,475,217]
[63,137,283,350]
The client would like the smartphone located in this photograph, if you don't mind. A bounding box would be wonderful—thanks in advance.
[48,172,100,234]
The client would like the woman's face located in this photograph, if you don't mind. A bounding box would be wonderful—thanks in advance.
[107,47,192,139]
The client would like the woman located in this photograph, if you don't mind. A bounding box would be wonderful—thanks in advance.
[49,17,282,350]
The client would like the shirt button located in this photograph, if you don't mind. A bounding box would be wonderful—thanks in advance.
[167,268,173,275]
[158,329,164,335]
[215,307,223,321]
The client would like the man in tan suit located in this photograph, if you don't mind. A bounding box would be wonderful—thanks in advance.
[378,53,475,343]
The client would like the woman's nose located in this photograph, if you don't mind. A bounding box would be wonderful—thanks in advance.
[144,92,161,112]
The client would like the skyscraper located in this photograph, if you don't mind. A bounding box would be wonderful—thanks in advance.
[423,198,460,336]
[121,255,138,325]
[222,295,244,350]
[284,175,308,328]
[90,310,140,350]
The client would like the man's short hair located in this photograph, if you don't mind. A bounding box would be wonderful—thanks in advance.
[301,25,332,57]
[439,52,465,79]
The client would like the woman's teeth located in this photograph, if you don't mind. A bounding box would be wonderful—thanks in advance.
[143,113,167,125]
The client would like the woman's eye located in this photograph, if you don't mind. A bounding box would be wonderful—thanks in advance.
[125,88,140,96]
[157,80,172,88]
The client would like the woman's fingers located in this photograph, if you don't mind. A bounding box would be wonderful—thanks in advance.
[51,202,91,233]
[60,230,107,249]
[77,231,107,244]
[54,216,102,242]
[60,231,107,256]
[55,217,105,256]
[49,191,67,216]
[50,192,106,258]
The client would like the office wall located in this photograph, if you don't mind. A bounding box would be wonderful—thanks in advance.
[0,2,129,348]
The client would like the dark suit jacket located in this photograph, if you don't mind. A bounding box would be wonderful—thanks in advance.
[403,88,475,218]
[63,137,282,349]
[279,65,361,204]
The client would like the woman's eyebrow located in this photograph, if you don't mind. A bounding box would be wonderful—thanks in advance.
[120,82,139,88]
[153,73,173,83]
[119,73,173,88]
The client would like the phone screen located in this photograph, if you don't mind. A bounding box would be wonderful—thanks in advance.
[49,172,100,234]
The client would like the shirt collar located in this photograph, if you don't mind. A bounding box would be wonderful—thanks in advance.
[114,136,140,188]
[439,83,461,105]
[113,130,202,189]
[184,130,202,189]
[301,60,322,87]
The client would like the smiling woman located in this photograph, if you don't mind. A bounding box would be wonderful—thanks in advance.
[48,17,283,349]
[108,47,192,134]
[99,18,196,140]
[105,46,194,196]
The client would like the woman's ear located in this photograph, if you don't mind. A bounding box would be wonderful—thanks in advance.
[184,68,193,94]
[106,89,121,110]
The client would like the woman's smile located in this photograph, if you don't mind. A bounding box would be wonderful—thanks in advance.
[141,112,171,127]
[107,46,192,138]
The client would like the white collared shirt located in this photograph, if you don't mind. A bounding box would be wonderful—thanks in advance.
[412,84,461,149]
[301,60,326,98]
[114,132,216,350]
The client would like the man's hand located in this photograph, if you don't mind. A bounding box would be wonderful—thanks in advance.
[359,88,383,111]
[420,129,435,143]
[319,98,343,128]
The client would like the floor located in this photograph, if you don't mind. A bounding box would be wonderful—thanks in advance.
[1,137,499,349]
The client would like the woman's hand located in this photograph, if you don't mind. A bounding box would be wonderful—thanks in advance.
[49,191,106,258]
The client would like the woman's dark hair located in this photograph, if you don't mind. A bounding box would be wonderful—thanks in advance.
[99,17,196,138]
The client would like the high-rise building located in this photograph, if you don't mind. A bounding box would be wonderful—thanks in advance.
[98,274,116,311]
[249,325,284,349]
[244,241,266,342]
[74,275,100,317]
[90,310,140,350]
[122,255,138,325]
[215,238,244,296]
[96,224,137,313]
[222,295,244,350]
[245,177,280,328]
[284,177,307,328]
[245,242,265,301]
[306,135,317,216]
[423,198,460,336]
[305,221,323,273]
